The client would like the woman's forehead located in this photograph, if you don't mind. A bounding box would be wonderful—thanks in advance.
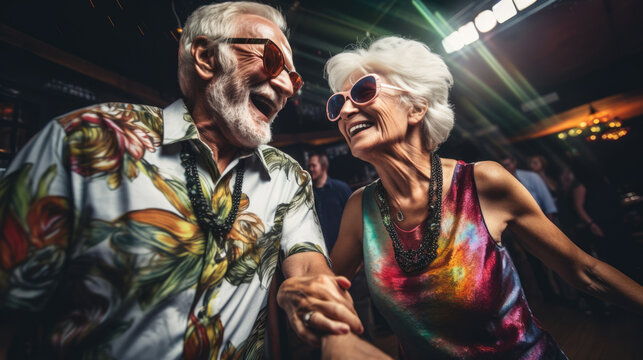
[340,70,392,90]
[340,70,369,89]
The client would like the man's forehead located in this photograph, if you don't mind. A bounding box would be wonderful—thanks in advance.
[231,14,293,59]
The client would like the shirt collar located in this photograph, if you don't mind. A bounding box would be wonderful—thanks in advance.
[162,99,270,177]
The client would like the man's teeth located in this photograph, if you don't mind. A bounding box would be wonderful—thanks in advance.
[349,123,373,136]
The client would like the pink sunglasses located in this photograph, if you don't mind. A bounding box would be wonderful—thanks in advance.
[326,73,406,121]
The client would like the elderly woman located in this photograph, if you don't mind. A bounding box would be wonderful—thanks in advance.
[306,36,642,359]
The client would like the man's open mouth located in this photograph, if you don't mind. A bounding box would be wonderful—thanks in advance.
[250,94,276,118]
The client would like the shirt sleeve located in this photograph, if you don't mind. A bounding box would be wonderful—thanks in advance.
[279,165,329,264]
[0,120,72,312]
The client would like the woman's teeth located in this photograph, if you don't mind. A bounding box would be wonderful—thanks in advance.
[349,123,373,137]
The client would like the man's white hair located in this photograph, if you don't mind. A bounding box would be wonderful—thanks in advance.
[178,1,287,101]
[325,36,454,151]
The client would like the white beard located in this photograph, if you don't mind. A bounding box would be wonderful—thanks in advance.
[205,71,273,148]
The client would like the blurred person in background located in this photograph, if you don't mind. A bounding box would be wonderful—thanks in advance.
[528,155,558,193]
[501,156,558,219]
[308,151,353,251]
[567,161,637,281]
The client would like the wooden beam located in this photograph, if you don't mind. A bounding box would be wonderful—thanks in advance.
[0,23,170,106]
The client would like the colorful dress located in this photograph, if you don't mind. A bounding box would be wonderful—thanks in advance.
[0,99,326,359]
[362,161,566,359]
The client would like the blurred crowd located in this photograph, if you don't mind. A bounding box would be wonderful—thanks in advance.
[501,154,642,315]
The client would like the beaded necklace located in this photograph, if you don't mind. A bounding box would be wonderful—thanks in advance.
[180,142,245,263]
[375,152,442,273]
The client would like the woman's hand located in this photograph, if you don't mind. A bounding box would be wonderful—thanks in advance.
[279,252,364,346]
[321,333,393,360]
[277,274,363,346]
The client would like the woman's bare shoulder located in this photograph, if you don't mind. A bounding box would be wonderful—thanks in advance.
[471,160,530,211]
[473,161,516,192]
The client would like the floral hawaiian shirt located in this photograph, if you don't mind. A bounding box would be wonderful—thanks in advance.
[0,99,327,359]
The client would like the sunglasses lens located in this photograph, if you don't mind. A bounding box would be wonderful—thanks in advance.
[351,75,378,103]
[263,41,284,77]
[327,94,346,120]
[290,72,303,93]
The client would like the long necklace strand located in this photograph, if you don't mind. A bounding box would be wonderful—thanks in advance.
[180,142,245,259]
[375,152,442,273]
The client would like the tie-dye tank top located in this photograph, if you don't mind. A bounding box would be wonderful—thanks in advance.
[362,161,566,359]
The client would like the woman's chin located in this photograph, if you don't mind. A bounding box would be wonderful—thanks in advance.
[348,143,374,163]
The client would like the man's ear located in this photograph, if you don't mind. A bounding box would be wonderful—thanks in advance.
[408,100,428,126]
[191,36,216,81]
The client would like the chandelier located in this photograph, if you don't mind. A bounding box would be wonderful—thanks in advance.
[557,104,629,142]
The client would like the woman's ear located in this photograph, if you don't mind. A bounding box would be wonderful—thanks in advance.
[191,36,216,81]
[408,100,428,126]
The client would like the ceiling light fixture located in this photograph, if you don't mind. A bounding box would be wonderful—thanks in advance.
[474,10,497,33]
[442,32,464,54]
[441,0,541,54]
[514,0,538,11]
[493,0,518,23]
[458,22,479,45]
[557,105,626,142]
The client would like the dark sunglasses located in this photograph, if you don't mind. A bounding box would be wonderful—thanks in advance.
[326,73,406,121]
[224,38,303,93]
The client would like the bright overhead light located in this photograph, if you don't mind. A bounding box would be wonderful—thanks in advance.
[493,0,517,23]
[458,22,479,45]
[442,31,464,53]
[474,10,497,33]
[514,0,537,11]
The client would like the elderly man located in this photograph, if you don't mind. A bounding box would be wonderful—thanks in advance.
[0,2,387,359]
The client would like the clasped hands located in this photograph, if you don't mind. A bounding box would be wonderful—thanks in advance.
[277,274,392,359]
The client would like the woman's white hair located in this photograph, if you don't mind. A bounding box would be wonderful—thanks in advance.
[325,36,454,151]
[178,1,287,101]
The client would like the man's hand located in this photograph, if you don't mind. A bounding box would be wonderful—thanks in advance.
[321,333,393,360]
[277,274,363,346]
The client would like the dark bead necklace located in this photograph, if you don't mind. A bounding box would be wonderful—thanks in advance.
[375,152,442,273]
[180,141,245,262]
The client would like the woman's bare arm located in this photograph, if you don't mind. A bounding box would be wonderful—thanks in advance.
[475,161,643,313]
[330,187,366,280]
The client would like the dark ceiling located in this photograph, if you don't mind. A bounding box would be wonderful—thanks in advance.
[1,0,642,143]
